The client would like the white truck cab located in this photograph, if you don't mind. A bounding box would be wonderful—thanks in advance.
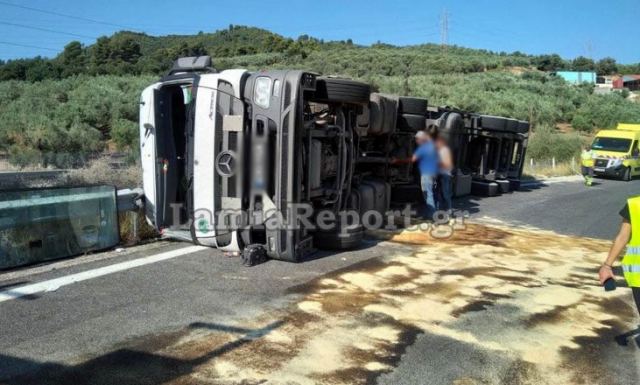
[139,57,247,252]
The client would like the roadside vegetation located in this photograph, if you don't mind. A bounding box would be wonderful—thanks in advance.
[0,75,154,168]
[1,25,639,181]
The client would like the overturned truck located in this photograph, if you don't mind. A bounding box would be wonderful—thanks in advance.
[139,56,529,261]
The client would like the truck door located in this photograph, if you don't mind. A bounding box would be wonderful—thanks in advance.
[139,83,161,228]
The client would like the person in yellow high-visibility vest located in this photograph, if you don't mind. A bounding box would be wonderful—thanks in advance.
[581,145,594,186]
[599,197,640,324]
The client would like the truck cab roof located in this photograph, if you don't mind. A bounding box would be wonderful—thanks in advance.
[617,123,640,132]
[596,129,640,139]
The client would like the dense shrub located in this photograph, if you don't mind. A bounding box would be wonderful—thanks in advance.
[571,93,640,132]
[0,75,155,167]
[526,125,584,162]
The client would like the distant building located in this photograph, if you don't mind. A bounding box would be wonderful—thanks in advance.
[622,75,640,91]
[553,71,597,84]
[596,75,615,89]
[613,76,624,89]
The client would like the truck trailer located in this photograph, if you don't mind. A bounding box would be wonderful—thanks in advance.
[139,56,529,261]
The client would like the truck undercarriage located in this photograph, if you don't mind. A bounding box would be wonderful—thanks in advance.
[140,56,529,262]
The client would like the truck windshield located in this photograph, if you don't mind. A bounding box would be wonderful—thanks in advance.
[591,137,632,152]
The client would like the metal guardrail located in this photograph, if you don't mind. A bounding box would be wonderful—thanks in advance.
[0,186,146,270]
[116,188,144,212]
[117,188,145,242]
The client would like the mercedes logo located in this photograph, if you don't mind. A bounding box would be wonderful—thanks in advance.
[216,151,237,177]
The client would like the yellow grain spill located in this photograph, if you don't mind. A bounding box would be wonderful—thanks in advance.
[159,223,636,385]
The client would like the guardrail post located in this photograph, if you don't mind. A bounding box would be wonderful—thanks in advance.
[130,211,139,242]
[117,188,144,244]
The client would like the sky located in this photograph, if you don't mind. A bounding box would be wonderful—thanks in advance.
[0,0,638,63]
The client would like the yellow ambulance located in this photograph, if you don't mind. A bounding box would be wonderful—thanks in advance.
[588,123,640,181]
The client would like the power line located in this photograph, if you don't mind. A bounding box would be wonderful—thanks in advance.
[0,0,139,31]
[0,21,98,40]
[0,40,58,52]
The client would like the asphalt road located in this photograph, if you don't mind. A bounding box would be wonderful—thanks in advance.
[464,176,637,240]
[1,177,639,385]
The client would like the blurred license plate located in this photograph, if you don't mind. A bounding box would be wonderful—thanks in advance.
[594,168,605,172]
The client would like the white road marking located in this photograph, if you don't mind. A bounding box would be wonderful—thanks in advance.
[520,175,583,187]
[0,245,207,303]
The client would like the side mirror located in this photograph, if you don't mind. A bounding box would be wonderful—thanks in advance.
[633,149,639,157]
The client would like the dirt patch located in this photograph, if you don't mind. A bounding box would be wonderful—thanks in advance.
[500,359,548,385]
[452,300,496,318]
[373,223,512,248]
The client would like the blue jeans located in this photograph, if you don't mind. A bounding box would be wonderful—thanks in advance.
[438,174,453,212]
[420,174,436,220]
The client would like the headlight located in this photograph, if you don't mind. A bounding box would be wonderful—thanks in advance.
[254,77,272,109]
[610,158,623,167]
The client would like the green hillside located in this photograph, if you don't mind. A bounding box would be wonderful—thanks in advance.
[2,25,639,81]
[1,25,639,168]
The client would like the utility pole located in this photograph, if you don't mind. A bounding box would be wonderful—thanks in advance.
[440,8,449,53]
[584,39,593,60]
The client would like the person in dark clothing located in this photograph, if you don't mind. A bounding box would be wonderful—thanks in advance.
[435,136,454,214]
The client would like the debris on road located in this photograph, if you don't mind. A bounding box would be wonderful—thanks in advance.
[61,223,634,385]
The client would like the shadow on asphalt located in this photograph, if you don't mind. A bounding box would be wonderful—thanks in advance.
[614,326,640,347]
[297,239,382,264]
[453,182,547,216]
[0,280,29,290]
[0,320,284,385]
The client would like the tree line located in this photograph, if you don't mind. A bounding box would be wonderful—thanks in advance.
[1,25,639,168]
[1,26,638,82]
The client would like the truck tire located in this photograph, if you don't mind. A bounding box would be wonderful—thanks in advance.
[471,180,500,197]
[380,94,399,135]
[368,94,385,135]
[314,224,364,250]
[313,78,371,105]
[480,115,507,131]
[441,112,464,133]
[623,167,632,182]
[398,113,426,132]
[517,121,530,134]
[495,179,511,193]
[398,97,428,115]
[506,119,519,133]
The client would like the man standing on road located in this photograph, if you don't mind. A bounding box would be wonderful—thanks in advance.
[581,145,595,187]
[436,136,454,215]
[393,131,439,220]
[599,197,640,339]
